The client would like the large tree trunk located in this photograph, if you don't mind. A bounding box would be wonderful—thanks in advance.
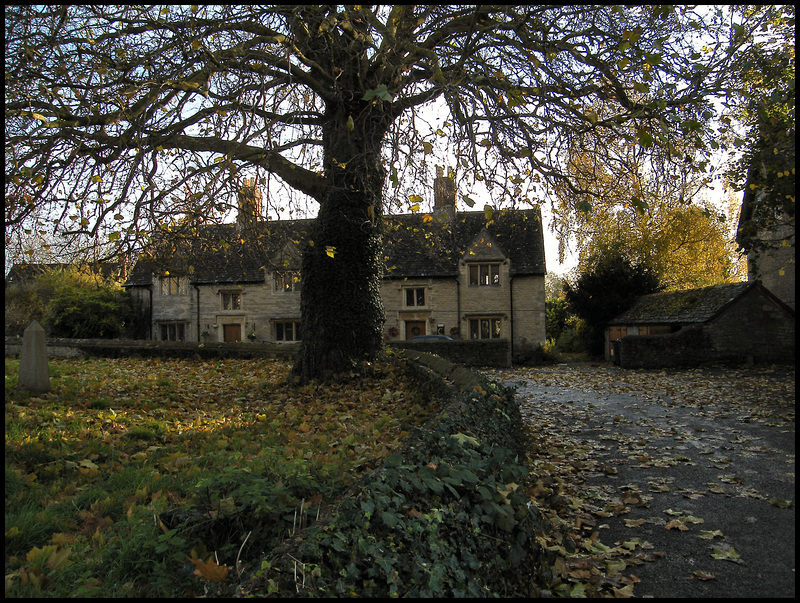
[291,103,391,383]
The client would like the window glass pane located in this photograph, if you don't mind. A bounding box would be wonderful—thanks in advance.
[275,322,300,341]
[417,289,425,306]
[276,271,300,292]
[469,264,500,286]
[406,289,414,306]
[161,276,185,295]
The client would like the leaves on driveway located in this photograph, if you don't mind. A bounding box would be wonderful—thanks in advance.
[488,364,795,598]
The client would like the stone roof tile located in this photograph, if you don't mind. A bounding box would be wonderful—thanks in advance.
[125,207,546,287]
[609,281,755,325]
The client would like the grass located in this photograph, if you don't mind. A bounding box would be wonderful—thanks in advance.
[5,354,438,597]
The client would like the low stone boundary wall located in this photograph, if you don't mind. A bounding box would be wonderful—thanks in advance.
[617,323,794,369]
[5,337,300,361]
[6,337,511,367]
[388,338,511,368]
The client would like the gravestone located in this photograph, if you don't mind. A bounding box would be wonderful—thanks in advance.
[18,320,50,394]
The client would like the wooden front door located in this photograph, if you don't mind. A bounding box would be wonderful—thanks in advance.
[223,324,241,342]
[405,321,425,339]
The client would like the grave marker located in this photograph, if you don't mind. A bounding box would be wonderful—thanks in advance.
[18,320,50,394]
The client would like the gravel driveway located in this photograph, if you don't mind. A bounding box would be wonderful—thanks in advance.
[488,364,795,598]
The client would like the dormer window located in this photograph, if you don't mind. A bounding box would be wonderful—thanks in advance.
[469,263,500,286]
[275,270,300,292]
[160,275,186,295]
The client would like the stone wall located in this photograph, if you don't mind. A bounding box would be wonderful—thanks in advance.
[747,223,795,312]
[6,337,512,367]
[706,285,795,362]
[617,326,713,369]
[5,337,300,361]
[388,338,512,368]
[511,275,546,347]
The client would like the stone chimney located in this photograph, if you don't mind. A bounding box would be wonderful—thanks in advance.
[433,166,456,223]
[237,177,263,231]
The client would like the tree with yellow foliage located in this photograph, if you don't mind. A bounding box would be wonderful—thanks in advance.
[552,147,746,291]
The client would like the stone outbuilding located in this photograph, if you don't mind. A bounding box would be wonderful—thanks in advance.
[606,281,795,368]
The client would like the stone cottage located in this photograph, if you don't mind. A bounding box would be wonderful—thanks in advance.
[605,281,795,368]
[123,173,547,356]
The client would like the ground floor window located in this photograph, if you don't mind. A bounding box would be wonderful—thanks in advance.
[275,321,301,342]
[469,317,502,340]
[160,322,186,341]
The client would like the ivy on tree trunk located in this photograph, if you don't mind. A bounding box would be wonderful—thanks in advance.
[292,102,390,382]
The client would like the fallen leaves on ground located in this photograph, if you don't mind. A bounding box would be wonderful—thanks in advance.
[486,363,795,598]
[5,355,437,597]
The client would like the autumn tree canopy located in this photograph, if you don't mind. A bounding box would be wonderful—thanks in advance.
[5,5,767,380]
[551,146,746,291]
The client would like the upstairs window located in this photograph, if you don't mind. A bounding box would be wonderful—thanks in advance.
[469,263,500,286]
[275,271,301,292]
[160,275,186,295]
[221,291,241,310]
[404,287,426,307]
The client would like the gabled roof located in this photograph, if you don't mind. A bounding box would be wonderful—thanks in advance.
[463,228,508,262]
[382,207,546,279]
[125,206,546,287]
[125,220,313,287]
[609,281,759,326]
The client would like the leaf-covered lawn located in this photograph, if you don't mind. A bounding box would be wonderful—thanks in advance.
[5,355,437,597]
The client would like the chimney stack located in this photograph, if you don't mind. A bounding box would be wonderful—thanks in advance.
[433,166,456,223]
[237,177,263,231]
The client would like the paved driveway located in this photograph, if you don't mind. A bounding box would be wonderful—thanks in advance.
[488,364,795,598]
